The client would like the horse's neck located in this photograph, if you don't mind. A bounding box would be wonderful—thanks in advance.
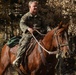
[42,30,54,51]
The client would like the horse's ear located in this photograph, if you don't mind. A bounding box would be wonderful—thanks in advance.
[58,21,69,30]
[57,21,63,29]
[63,23,69,30]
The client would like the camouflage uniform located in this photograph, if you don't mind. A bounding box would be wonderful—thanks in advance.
[16,12,47,60]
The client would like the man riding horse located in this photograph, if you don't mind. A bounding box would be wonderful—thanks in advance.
[13,0,50,67]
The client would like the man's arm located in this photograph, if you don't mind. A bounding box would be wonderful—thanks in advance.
[20,15,33,33]
[20,17,29,33]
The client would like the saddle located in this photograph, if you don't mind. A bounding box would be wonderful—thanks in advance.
[26,37,37,56]
[8,36,37,55]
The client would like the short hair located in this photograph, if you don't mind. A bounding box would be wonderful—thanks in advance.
[28,0,38,7]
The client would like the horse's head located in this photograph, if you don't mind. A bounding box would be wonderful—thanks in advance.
[43,22,70,58]
[55,22,70,58]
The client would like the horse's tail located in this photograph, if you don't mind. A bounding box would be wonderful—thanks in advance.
[0,44,10,75]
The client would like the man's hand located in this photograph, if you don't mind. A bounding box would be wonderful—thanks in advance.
[27,28,34,34]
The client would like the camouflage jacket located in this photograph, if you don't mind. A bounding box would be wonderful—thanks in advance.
[20,12,47,34]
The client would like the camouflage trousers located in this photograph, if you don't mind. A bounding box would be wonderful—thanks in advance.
[16,33,32,58]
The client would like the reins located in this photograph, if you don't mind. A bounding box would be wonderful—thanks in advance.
[31,30,58,55]
[34,29,45,36]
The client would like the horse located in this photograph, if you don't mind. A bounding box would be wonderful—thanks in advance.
[0,22,69,75]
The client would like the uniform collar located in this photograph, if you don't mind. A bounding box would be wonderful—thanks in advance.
[28,12,38,18]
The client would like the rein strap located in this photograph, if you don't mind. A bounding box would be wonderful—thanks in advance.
[32,33,57,55]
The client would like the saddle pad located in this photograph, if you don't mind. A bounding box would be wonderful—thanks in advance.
[7,36,21,48]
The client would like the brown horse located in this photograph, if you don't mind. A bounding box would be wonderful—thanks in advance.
[0,22,69,75]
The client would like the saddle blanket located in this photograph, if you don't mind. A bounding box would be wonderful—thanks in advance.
[7,36,21,48]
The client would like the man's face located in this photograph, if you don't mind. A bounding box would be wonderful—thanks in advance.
[29,2,38,14]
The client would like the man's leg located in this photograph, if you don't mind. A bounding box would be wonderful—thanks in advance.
[13,34,32,67]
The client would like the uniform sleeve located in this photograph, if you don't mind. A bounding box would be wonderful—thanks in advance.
[20,15,29,33]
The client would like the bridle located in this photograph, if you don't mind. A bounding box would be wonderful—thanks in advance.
[54,28,70,58]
